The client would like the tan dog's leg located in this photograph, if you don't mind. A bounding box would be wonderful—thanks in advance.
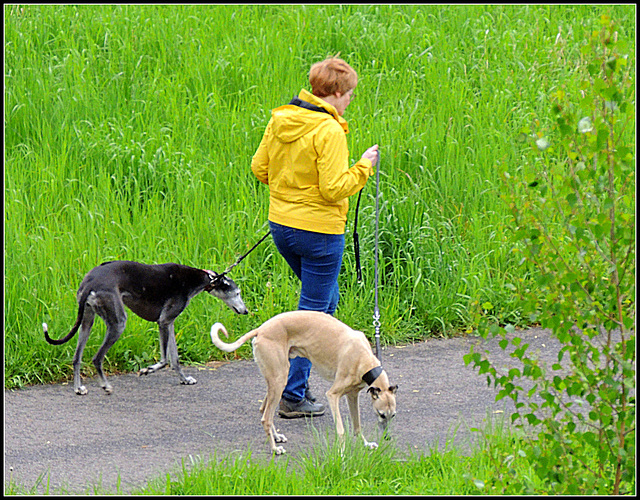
[258,393,287,450]
[261,383,287,454]
[254,343,289,455]
[326,385,346,447]
[346,390,378,449]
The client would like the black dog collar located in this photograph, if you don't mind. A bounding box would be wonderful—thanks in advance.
[362,366,383,386]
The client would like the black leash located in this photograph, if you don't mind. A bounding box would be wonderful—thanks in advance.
[222,230,271,275]
[353,188,364,283]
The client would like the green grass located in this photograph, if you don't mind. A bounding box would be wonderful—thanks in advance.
[4,4,635,389]
[4,417,549,495]
[9,415,632,495]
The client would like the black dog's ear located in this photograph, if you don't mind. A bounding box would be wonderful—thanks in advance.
[205,269,220,290]
[367,386,381,399]
[205,270,225,291]
[206,271,227,285]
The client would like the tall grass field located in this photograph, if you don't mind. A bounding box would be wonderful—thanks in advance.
[4,4,635,390]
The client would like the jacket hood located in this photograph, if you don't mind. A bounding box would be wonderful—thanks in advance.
[270,89,349,144]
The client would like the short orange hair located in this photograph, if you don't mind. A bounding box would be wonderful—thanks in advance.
[309,57,358,98]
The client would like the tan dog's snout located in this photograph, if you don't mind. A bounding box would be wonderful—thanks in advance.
[368,385,398,435]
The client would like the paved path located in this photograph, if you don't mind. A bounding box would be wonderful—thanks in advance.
[5,327,560,493]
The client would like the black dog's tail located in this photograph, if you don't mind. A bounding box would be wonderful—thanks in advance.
[43,291,89,345]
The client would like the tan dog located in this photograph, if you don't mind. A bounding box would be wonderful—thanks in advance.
[210,310,398,455]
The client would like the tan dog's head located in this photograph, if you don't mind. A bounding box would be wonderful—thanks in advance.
[367,379,398,435]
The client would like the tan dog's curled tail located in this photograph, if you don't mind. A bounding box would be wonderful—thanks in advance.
[210,323,258,352]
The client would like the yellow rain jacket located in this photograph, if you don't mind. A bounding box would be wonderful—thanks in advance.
[251,89,374,235]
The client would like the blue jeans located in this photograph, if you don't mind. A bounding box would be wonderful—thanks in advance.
[269,221,345,401]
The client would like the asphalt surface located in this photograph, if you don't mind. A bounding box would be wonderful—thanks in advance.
[5,326,562,494]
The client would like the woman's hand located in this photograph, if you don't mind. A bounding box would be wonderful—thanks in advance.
[361,144,379,167]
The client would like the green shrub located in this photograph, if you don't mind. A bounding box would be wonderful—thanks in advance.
[465,15,635,495]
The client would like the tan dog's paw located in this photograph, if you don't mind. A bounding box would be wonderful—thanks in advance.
[364,440,379,450]
[274,430,288,443]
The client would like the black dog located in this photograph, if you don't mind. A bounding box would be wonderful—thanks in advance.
[43,260,248,395]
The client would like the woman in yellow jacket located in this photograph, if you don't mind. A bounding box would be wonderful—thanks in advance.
[252,57,379,418]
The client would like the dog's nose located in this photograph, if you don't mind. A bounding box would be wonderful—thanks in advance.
[233,304,248,315]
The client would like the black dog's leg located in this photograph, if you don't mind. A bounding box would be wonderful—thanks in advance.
[141,299,196,385]
[139,325,170,376]
[139,320,195,385]
[90,291,127,394]
[72,306,96,395]
[164,321,197,385]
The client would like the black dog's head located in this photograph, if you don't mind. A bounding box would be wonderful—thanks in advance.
[205,271,248,315]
